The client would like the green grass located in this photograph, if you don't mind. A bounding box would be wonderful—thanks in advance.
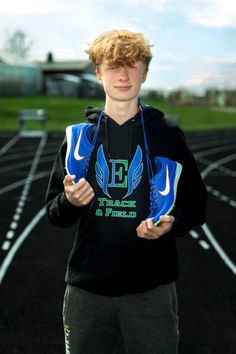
[0,95,235,132]
[0,96,104,131]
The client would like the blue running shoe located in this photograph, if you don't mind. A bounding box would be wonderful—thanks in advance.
[65,123,94,184]
[146,157,183,225]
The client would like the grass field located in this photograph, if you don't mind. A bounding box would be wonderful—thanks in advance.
[0,95,235,132]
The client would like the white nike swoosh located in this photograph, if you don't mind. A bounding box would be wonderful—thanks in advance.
[74,129,85,160]
[158,165,170,196]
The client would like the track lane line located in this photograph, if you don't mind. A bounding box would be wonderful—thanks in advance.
[0,208,46,285]
[0,171,50,195]
[201,153,236,179]
[201,223,236,276]
[0,134,20,156]
[198,150,236,276]
[194,143,236,158]
[1,134,48,252]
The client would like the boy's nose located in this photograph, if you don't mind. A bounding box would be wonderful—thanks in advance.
[119,66,129,80]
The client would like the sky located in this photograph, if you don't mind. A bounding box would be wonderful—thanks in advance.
[0,0,236,93]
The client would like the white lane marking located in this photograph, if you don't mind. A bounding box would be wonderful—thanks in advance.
[2,241,11,251]
[10,222,18,230]
[230,200,236,207]
[220,195,229,202]
[199,240,210,250]
[201,153,236,179]
[0,134,20,156]
[206,185,235,208]
[189,230,199,239]
[212,189,220,197]
[6,231,15,239]
[13,214,20,221]
[201,223,236,276]
[0,208,46,284]
[190,230,210,250]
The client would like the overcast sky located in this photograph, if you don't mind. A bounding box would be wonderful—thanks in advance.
[0,0,236,93]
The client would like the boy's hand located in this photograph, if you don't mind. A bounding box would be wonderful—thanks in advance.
[63,175,95,207]
[136,215,174,240]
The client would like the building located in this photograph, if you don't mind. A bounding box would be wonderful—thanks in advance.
[0,62,42,96]
[36,55,103,98]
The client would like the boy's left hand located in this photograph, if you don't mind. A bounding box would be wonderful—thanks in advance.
[136,215,174,240]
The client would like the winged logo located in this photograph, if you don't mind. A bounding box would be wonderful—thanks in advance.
[123,145,143,198]
[95,144,143,198]
[95,144,111,197]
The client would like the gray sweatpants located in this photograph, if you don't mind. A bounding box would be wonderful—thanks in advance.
[62,282,179,354]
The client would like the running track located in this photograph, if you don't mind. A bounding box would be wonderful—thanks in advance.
[0,129,235,354]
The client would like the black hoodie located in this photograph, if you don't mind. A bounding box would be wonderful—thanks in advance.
[45,106,207,296]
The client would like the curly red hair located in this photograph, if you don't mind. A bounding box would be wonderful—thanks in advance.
[86,29,153,69]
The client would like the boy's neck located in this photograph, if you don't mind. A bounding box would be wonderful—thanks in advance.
[104,98,139,125]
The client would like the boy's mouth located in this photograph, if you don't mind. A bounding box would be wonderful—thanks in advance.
[115,86,132,91]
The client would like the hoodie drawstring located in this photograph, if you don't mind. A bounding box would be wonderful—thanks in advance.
[139,104,154,184]
[104,115,111,158]
[92,110,103,147]
[129,119,135,158]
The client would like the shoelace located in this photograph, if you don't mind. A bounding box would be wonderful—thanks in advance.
[139,99,160,210]
[83,111,104,175]
[150,184,160,208]
[139,103,155,179]
[92,110,104,146]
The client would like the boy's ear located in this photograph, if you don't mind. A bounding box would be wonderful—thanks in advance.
[96,68,102,83]
[142,68,148,83]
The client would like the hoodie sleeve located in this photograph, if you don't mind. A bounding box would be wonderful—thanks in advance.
[170,126,208,237]
[45,137,82,228]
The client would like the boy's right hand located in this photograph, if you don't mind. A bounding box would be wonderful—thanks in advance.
[63,175,95,207]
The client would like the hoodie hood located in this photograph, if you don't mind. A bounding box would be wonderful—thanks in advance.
[85,105,165,126]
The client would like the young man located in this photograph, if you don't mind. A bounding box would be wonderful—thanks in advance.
[45,29,207,354]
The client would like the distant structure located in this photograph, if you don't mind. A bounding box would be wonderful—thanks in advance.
[36,53,104,98]
[0,62,42,96]
[47,52,54,63]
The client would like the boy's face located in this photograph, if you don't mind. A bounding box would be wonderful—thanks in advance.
[96,61,148,103]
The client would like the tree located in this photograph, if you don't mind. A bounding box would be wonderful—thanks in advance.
[3,29,33,64]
